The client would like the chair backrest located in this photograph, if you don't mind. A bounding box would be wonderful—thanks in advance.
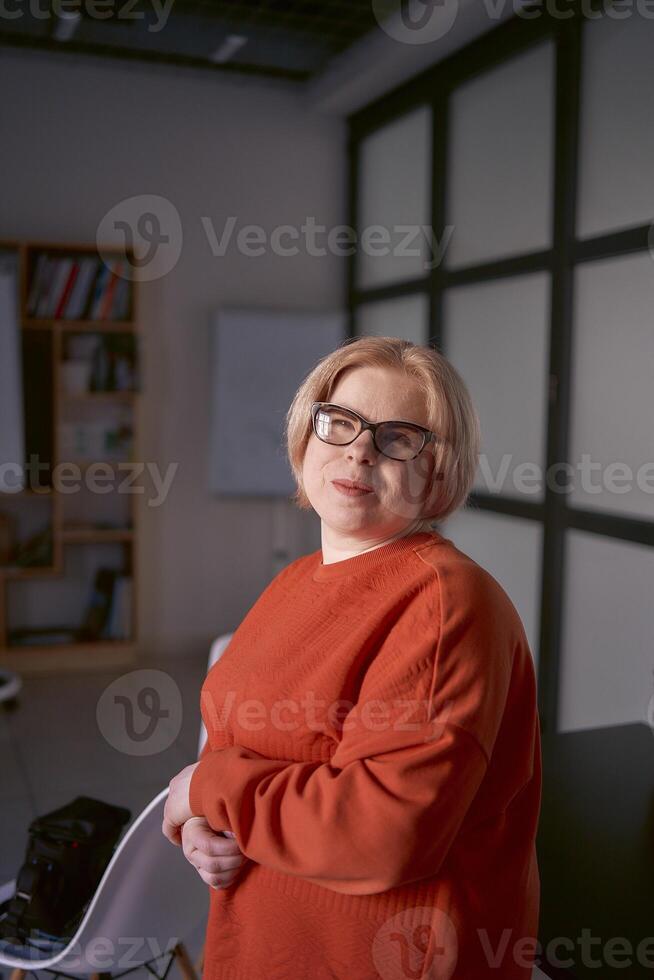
[0,788,206,975]
[197,632,234,757]
[1,633,236,975]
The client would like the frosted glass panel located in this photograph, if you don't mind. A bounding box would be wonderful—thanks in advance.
[578,16,654,238]
[443,273,550,502]
[355,292,428,344]
[439,509,542,664]
[558,530,654,733]
[357,105,431,289]
[446,43,554,269]
[569,254,654,520]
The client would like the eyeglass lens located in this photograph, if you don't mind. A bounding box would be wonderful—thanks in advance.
[314,405,424,460]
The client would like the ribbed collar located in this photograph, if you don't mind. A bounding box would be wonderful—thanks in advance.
[312,530,439,582]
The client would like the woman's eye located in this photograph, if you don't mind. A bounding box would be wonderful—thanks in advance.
[387,431,410,445]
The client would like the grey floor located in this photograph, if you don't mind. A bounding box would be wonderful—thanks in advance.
[0,653,211,980]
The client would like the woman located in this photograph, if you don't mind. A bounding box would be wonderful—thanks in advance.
[163,336,542,980]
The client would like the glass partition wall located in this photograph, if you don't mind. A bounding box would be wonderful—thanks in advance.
[348,9,654,978]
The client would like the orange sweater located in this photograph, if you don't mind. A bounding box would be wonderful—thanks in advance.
[189,530,542,980]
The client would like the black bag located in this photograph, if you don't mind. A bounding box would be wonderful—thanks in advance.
[0,796,130,945]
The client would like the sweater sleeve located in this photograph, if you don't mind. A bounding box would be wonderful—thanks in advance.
[188,565,515,895]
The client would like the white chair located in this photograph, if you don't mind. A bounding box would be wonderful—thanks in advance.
[197,633,233,757]
[0,634,235,980]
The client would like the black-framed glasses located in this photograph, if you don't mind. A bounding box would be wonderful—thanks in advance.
[311,402,440,462]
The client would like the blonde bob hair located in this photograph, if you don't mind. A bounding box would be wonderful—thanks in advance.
[284,335,480,530]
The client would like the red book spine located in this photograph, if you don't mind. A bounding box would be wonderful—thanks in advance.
[55,262,79,319]
[100,261,120,320]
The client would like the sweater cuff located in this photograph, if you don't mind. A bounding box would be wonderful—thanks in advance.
[189,752,234,833]
[189,762,206,818]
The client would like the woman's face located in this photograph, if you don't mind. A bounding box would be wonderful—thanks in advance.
[301,365,438,543]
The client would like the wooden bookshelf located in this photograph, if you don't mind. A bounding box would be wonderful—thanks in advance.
[0,239,140,674]
[23,320,135,332]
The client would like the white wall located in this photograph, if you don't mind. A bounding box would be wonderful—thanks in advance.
[0,50,346,659]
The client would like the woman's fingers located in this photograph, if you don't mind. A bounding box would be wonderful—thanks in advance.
[188,848,247,874]
[183,818,244,858]
[197,865,246,890]
[181,817,251,889]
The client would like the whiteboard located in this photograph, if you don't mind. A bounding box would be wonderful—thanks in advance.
[209,308,346,496]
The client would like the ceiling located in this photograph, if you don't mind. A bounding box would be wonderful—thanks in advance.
[0,0,393,82]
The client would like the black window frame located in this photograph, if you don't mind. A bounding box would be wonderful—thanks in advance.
[347,2,654,742]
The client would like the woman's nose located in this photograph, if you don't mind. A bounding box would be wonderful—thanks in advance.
[345,428,378,463]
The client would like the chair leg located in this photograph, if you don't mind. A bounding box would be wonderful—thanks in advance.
[9,969,26,980]
[194,943,205,976]
[173,941,200,980]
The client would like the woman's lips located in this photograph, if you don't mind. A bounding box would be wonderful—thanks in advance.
[331,480,374,497]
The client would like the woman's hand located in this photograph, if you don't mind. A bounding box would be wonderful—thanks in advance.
[181,816,251,889]
[162,762,199,845]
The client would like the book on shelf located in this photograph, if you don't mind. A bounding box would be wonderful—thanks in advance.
[89,333,139,391]
[36,257,75,319]
[26,253,48,314]
[66,257,99,319]
[98,261,124,320]
[27,254,131,321]
[77,567,119,641]
[101,575,132,641]
[87,262,111,319]
[31,256,56,317]
[62,332,139,393]
[77,567,132,642]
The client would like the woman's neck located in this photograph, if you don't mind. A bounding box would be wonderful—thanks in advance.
[320,519,425,565]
